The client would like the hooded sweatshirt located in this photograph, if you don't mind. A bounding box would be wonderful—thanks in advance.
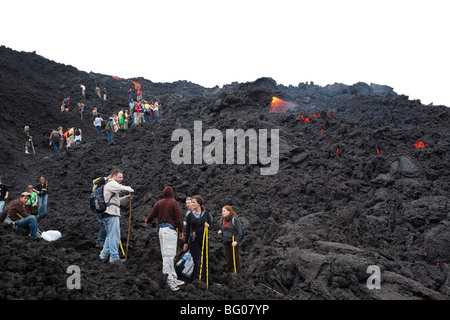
[146,186,183,234]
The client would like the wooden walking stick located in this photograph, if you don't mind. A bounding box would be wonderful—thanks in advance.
[125,198,132,261]
[30,139,36,155]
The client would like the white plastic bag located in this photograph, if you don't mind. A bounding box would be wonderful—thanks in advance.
[41,230,62,242]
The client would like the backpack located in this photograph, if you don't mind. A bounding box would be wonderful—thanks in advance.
[89,179,117,213]
[232,216,245,239]
[175,250,194,278]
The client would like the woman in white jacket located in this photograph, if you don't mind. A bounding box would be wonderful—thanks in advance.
[99,169,134,263]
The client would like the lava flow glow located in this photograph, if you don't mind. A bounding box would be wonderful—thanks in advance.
[111,76,141,90]
[414,139,425,148]
[269,97,298,113]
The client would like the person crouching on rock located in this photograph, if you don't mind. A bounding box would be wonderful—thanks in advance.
[218,206,244,275]
[8,192,42,239]
[99,169,134,264]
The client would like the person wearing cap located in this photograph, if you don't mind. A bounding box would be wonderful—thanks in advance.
[8,192,42,239]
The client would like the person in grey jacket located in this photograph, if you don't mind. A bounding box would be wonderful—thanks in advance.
[99,169,134,263]
[218,205,244,274]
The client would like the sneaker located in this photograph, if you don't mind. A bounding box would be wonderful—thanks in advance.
[174,279,185,286]
[110,259,126,264]
[169,282,179,292]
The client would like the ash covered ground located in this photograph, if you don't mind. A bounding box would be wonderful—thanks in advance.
[0,46,449,300]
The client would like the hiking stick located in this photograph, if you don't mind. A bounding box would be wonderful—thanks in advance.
[232,236,237,273]
[119,240,125,256]
[30,139,36,155]
[125,198,131,261]
[199,226,206,280]
[206,226,209,289]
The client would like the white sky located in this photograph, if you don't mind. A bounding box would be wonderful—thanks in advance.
[1,0,449,106]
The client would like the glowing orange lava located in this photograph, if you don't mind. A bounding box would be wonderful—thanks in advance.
[269,97,298,113]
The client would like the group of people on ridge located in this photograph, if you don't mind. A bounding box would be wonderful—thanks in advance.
[93,169,244,292]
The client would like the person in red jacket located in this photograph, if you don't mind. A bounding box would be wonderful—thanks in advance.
[145,186,184,291]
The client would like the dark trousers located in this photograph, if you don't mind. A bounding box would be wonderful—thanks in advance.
[224,243,241,274]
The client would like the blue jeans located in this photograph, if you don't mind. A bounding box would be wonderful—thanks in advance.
[38,194,48,216]
[108,131,114,144]
[53,141,59,153]
[96,125,102,137]
[153,110,159,121]
[100,215,121,262]
[144,111,150,122]
[16,216,42,239]
[0,201,5,213]
[96,214,107,244]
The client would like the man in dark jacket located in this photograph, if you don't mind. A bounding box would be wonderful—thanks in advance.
[145,186,184,291]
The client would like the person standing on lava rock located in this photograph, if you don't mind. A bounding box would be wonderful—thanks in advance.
[23,126,32,154]
[99,169,134,264]
[218,205,244,275]
[183,195,213,284]
[95,85,101,99]
[145,186,185,291]
[35,177,48,216]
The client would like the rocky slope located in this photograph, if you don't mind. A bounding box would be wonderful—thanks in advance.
[0,45,449,300]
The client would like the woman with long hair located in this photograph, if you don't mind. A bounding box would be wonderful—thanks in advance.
[218,205,244,274]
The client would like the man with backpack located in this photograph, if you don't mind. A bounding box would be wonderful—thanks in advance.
[98,169,134,264]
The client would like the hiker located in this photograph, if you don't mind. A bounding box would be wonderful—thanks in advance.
[95,85,101,99]
[66,127,75,148]
[0,176,9,213]
[92,174,112,248]
[94,114,104,137]
[183,195,213,282]
[105,117,116,145]
[143,101,152,123]
[137,88,142,101]
[74,128,82,145]
[145,186,185,291]
[58,127,64,152]
[25,185,38,215]
[135,102,144,125]
[8,192,42,239]
[103,87,107,101]
[154,99,161,120]
[78,102,85,120]
[80,84,86,97]
[123,110,129,130]
[128,87,133,101]
[35,177,48,216]
[99,169,134,264]
[129,99,136,125]
[23,126,32,154]
[184,197,193,227]
[49,128,61,153]
[218,206,244,275]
